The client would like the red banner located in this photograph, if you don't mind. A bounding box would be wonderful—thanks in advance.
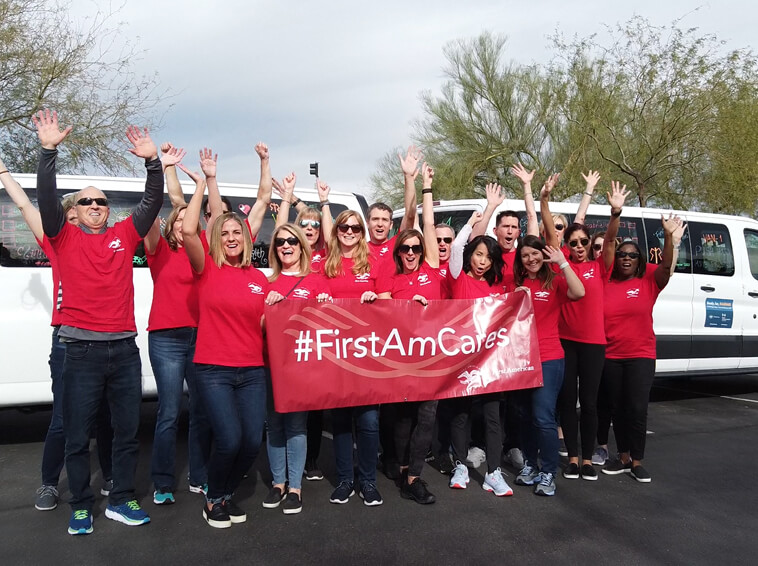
[265,293,543,412]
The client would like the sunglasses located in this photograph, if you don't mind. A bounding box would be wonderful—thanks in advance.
[437,237,453,244]
[616,251,640,259]
[568,237,590,248]
[275,236,300,247]
[554,223,565,231]
[398,244,423,254]
[337,223,363,234]
[592,243,603,251]
[76,197,108,207]
[300,219,321,229]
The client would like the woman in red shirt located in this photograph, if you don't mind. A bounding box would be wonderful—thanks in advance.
[601,215,685,483]
[183,175,269,529]
[512,235,585,496]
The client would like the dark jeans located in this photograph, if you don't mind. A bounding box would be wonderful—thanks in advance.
[149,328,211,490]
[63,338,142,511]
[332,405,379,486]
[602,358,656,460]
[449,393,502,473]
[394,400,438,477]
[195,364,266,503]
[42,327,113,487]
[517,358,564,475]
[559,340,606,460]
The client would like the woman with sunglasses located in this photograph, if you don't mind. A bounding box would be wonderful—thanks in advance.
[601,215,685,483]
[182,174,270,529]
[511,235,585,496]
[261,223,331,515]
[323,210,387,507]
[540,179,627,482]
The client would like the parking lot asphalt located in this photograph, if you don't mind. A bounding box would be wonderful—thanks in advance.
[1,374,757,566]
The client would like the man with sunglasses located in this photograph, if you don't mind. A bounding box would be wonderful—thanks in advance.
[34,110,164,535]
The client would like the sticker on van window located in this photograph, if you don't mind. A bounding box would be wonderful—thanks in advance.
[704,298,733,328]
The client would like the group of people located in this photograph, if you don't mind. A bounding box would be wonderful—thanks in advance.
[0,109,685,535]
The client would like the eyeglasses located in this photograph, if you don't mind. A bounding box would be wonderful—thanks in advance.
[300,219,320,229]
[76,197,108,207]
[275,236,300,247]
[337,224,363,234]
[592,243,603,251]
[616,251,640,259]
[568,237,590,248]
[398,244,423,254]
[554,223,565,231]
[437,237,453,244]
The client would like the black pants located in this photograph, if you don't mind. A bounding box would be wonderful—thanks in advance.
[602,358,656,460]
[501,393,522,452]
[450,394,502,474]
[394,400,438,477]
[558,340,606,460]
[306,410,323,462]
[380,404,398,463]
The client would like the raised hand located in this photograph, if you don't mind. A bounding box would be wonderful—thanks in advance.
[160,142,174,155]
[271,178,288,200]
[606,180,630,210]
[510,163,535,185]
[199,147,218,178]
[540,173,560,199]
[255,142,269,161]
[316,179,330,201]
[161,146,186,169]
[126,126,158,160]
[543,244,566,264]
[398,145,422,179]
[282,172,297,194]
[662,213,686,241]
[422,162,434,188]
[177,163,204,185]
[581,170,601,192]
[32,109,72,149]
[485,182,505,207]
[467,211,483,228]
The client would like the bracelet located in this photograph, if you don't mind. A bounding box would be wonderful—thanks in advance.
[610,208,622,218]
[0,170,8,175]
[320,200,330,207]
[559,261,569,270]
[584,191,593,197]
[422,188,433,194]
[291,198,302,206]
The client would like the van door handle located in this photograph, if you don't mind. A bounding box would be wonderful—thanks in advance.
[700,285,715,292]
[749,291,758,298]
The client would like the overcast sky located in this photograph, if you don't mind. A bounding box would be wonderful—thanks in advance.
[68,0,755,200]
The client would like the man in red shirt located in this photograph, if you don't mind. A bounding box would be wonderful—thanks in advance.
[34,110,163,535]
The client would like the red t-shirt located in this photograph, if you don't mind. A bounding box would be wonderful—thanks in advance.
[310,247,327,273]
[501,248,517,290]
[378,262,444,300]
[559,259,607,344]
[603,264,662,359]
[368,236,396,280]
[451,272,507,299]
[438,261,452,299]
[147,237,208,331]
[193,261,268,367]
[268,272,331,300]
[49,220,141,332]
[518,276,570,362]
[37,237,61,327]
[325,256,387,298]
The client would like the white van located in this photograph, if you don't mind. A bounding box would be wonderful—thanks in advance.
[0,174,368,407]
[392,198,758,377]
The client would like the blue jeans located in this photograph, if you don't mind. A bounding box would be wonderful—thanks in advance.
[195,364,266,503]
[149,328,211,490]
[518,358,565,475]
[332,405,379,486]
[62,338,142,511]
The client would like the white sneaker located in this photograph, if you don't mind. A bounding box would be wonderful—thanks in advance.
[483,468,514,497]
[449,462,470,489]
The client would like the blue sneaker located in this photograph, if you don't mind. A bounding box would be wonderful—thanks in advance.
[68,509,93,535]
[516,464,541,486]
[534,472,557,496]
[105,500,150,526]
[153,489,175,505]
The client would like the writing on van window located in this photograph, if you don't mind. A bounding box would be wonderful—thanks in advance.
[691,222,734,276]
[649,247,662,263]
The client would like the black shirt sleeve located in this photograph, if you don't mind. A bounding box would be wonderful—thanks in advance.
[37,148,66,238]
[131,157,165,238]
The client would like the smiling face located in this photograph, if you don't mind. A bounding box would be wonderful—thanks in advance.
[494,215,520,251]
[75,187,109,232]
[171,208,186,246]
[336,213,364,252]
[220,218,244,264]
[614,243,641,280]
[469,242,493,280]
[275,228,302,272]
[592,236,604,260]
[436,225,454,263]
[368,208,391,244]
[398,235,422,274]
[520,245,544,278]
[298,215,321,247]
[566,229,590,263]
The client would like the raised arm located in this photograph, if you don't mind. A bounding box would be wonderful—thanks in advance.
[0,157,43,240]
[421,163,439,268]
[196,147,223,234]
[545,245,585,300]
[539,173,561,249]
[511,164,538,236]
[161,143,187,207]
[316,179,333,238]
[246,142,272,239]
[144,217,162,255]
[398,145,422,231]
[450,211,480,279]
[125,126,163,237]
[655,214,686,290]
[601,181,630,271]
[272,174,297,228]
[32,109,72,238]
[472,182,505,239]
[575,170,600,225]
[182,176,208,273]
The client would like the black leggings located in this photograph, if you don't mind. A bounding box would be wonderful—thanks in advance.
[394,400,438,477]
[602,358,656,461]
[450,394,502,473]
[558,340,606,460]
[306,410,323,462]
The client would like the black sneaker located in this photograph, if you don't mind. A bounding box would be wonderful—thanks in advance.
[282,492,302,515]
[359,482,383,507]
[223,499,247,523]
[435,451,455,475]
[262,486,286,509]
[401,478,436,505]
[563,462,580,479]
[631,465,652,483]
[602,458,632,475]
[304,460,324,481]
[329,481,355,504]
[581,464,598,481]
[203,502,231,529]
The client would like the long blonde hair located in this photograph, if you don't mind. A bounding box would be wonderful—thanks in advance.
[208,212,252,268]
[324,210,370,278]
[164,204,200,251]
[268,224,312,282]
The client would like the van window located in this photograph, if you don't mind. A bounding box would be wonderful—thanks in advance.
[689,222,735,276]
[643,218,692,273]
[744,229,758,280]
[393,209,531,239]
[583,214,643,244]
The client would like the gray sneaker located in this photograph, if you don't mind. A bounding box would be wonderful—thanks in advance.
[591,446,609,466]
[534,472,556,496]
[504,447,525,470]
[35,485,59,511]
[515,464,541,486]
